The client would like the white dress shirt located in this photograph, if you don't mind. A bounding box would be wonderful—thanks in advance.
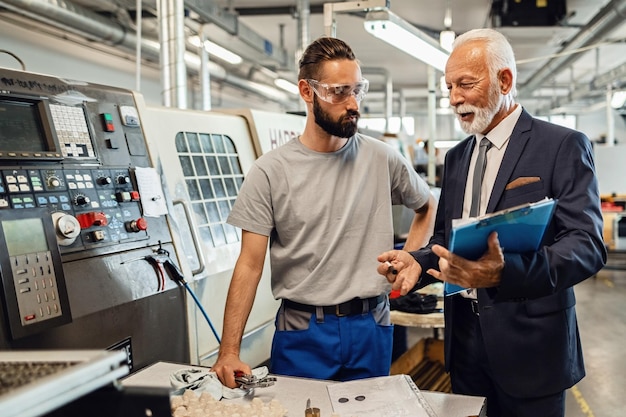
[460,104,522,298]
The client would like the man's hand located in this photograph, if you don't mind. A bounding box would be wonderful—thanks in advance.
[211,352,252,389]
[427,232,504,288]
[376,250,423,296]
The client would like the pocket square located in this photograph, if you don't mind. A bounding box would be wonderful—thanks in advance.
[505,176,541,190]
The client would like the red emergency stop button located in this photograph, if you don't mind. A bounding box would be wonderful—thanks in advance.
[76,212,108,229]
[125,217,147,233]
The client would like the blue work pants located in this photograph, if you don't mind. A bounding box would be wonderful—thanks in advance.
[270,301,393,381]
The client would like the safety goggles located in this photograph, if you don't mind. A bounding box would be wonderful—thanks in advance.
[306,79,369,104]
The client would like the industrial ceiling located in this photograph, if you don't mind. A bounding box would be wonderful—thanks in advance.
[1,0,625,116]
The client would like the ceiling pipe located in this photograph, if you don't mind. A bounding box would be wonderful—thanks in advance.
[0,0,294,106]
[185,0,290,68]
[295,0,310,112]
[199,24,212,111]
[362,67,393,130]
[158,0,187,108]
[519,0,626,95]
[296,0,311,64]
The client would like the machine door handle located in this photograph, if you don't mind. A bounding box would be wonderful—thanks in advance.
[173,198,206,276]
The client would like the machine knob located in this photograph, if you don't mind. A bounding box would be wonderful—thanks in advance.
[73,194,90,206]
[51,212,80,246]
[48,176,61,188]
[98,176,112,185]
[125,217,148,233]
[116,175,131,185]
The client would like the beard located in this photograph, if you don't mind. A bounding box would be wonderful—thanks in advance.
[313,96,360,138]
[455,83,504,135]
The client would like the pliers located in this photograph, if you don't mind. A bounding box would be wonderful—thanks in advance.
[234,372,277,389]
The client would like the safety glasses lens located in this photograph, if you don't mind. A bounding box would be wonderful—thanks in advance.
[308,80,368,104]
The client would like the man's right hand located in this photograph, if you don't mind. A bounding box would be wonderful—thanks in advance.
[376,250,422,296]
[212,352,252,388]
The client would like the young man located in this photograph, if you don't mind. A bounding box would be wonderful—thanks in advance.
[378,29,606,417]
[212,37,435,388]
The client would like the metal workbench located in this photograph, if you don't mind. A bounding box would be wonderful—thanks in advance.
[122,361,486,416]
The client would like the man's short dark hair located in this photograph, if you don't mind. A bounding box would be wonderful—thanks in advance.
[298,37,357,81]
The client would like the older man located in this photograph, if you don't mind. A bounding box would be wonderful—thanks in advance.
[378,28,606,417]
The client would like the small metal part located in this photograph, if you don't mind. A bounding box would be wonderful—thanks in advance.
[234,372,277,390]
[305,398,320,417]
[385,260,398,275]
[120,256,146,264]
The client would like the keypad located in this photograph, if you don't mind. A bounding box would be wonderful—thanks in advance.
[10,251,63,326]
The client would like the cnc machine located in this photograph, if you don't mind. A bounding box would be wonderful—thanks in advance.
[0,67,188,370]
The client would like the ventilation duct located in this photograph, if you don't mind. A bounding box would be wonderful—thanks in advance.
[519,0,626,95]
[0,0,294,105]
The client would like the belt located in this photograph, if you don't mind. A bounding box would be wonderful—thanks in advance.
[283,294,386,317]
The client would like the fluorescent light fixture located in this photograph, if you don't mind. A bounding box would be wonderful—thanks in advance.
[364,10,449,72]
[439,30,455,52]
[611,91,626,109]
[274,78,299,95]
[188,36,243,65]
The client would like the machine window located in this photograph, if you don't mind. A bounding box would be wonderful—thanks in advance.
[186,179,201,200]
[193,156,208,176]
[175,132,188,152]
[176,131,244,248]
[224,178,237,197]
[212,134,226,153]
[199,179,213,199]
[186,132,202,153]
[218,156,231,175]
[212,179,226,198]
[210,224,227,246]
[199,133,213,153]
[205,201,220,224]
[207,157,220,176]
[230,156,243,176]
[179,155,193,176]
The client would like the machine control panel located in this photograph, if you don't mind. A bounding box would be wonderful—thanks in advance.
[0,67,174,340]
[0,68,166,258]
[0,166,147,252]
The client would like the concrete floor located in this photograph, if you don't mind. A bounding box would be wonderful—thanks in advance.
[405,253,626,417]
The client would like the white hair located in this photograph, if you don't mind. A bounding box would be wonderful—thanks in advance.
[452,28,518,98]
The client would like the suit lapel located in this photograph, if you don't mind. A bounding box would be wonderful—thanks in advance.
[486,109,534,212]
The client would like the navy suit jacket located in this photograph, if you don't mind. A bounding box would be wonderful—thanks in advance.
[412,108,606,398]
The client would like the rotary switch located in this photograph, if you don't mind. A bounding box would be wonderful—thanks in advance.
[116,175,131,185]
[51,212,81,246]
[47,175,62,188]
[73,193,91,207]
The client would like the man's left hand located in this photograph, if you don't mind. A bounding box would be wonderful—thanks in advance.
[427,232,504,288]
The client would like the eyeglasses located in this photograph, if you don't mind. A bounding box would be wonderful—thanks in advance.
[306,79,369,104]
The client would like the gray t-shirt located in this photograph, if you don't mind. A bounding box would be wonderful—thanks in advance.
[227,133,431,305]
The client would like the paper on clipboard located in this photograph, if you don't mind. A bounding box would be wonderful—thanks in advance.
[445,198,557,296]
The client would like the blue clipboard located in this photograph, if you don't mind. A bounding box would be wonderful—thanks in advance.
[444,198,557,296]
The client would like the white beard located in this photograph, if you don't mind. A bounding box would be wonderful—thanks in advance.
[455,87,504,134]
